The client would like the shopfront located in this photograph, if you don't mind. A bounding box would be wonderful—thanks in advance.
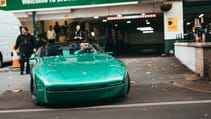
[175,0,211,79]
[0,0,185,55]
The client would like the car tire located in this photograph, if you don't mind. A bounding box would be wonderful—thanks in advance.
[0,55,3,68]
[30,76,43,106]
[126,72,131,94]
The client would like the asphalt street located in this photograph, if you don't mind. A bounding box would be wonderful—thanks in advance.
[1,103,211,119]
[0,57,211,119]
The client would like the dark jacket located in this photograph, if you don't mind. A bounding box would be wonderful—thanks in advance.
[15,33,36,56]
[72,30,84,41]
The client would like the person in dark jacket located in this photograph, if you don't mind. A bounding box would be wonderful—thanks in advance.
[73,24,84,41]
[54,21,61,42]
[15,27,36,75]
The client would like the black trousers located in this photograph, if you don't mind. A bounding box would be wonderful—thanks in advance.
[20,53,31,74]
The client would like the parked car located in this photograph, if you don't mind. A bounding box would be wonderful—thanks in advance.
[29,41,130,105]
[0,10,21,67]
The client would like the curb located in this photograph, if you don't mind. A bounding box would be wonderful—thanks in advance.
[172,80,211,93]
[0,67,20,73]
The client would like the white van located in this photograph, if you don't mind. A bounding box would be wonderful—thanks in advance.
[0,10,21,67]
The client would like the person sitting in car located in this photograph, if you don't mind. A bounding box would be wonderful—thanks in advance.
[74,42,91,54]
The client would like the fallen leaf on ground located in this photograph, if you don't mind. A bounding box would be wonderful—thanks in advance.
[160,68,167,72]
[130,80,136,84]
[171,63,175,66]
[12,89,22,93]
[204,114,208,117]
[161,54,166,57]
[146,72,151,74]
[143,63,153,69]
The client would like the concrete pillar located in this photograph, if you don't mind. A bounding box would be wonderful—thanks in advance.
[163,0,184,54]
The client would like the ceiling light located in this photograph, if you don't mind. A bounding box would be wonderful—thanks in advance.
[91,32,95,37]
[186,22,191,26]
[142,31,154,34]
[102,19,107,22]
[137,27,154,31]
[94,16,99,19]
[107,14,156,21]
[199,14,204,18]
[126,21,131,24]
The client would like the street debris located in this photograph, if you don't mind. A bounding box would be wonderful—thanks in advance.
[12,89,22,93]
[144,63,153,68]
[204,114,208,117]
[171,76,175,79]
[174,65,178,68]
[146,72,151,74]
[130,80,136,84]
[185,73,198,81]
[160,68,167,72]
[8,76,13,79]
[152,84,158,88]
[185,77,192,81]
[170,81,174,84]
[162,88,166,92]
[170,63,175,66]
[161,54,166,57]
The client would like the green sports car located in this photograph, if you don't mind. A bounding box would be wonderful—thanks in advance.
[29,41,130,105]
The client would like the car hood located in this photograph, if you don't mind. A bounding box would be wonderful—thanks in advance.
[39,53,125,85]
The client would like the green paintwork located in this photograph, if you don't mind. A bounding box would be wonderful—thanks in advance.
[30,52,129,104]
[165,39,176,55]
[0,0,137,11]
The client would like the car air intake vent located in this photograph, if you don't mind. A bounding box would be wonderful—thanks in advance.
[47,82,123,91]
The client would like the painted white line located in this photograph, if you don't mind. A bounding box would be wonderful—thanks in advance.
[1,100,211,114]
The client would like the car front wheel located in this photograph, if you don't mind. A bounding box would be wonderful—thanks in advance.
[0,57,3,68]
[126,73,131,94]
[30,76,42,105]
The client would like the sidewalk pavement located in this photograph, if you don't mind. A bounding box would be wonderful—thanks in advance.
[119,56,211,93]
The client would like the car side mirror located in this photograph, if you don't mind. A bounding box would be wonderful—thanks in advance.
[29,58,38,67]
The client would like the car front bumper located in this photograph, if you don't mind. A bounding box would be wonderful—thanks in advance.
[36,83,127,104]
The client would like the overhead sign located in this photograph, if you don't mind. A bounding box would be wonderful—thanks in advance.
[0,0,137,11]
[167,17,178,32]
[0,0,6,7]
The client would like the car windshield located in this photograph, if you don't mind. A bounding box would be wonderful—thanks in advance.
[40,41,104,57]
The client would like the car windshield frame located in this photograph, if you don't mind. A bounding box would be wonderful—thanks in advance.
[38,41,104,57]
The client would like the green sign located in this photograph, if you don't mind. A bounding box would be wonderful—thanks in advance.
[0,0,137,11]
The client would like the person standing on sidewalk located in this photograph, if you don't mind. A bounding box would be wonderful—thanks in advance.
[47,25,56,44]
[15,27,36,75]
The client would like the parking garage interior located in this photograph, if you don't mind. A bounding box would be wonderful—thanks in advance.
[21,13,164,56]
[183,1,211,43]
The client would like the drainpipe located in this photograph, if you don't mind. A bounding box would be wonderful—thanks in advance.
[32,11,37,48]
